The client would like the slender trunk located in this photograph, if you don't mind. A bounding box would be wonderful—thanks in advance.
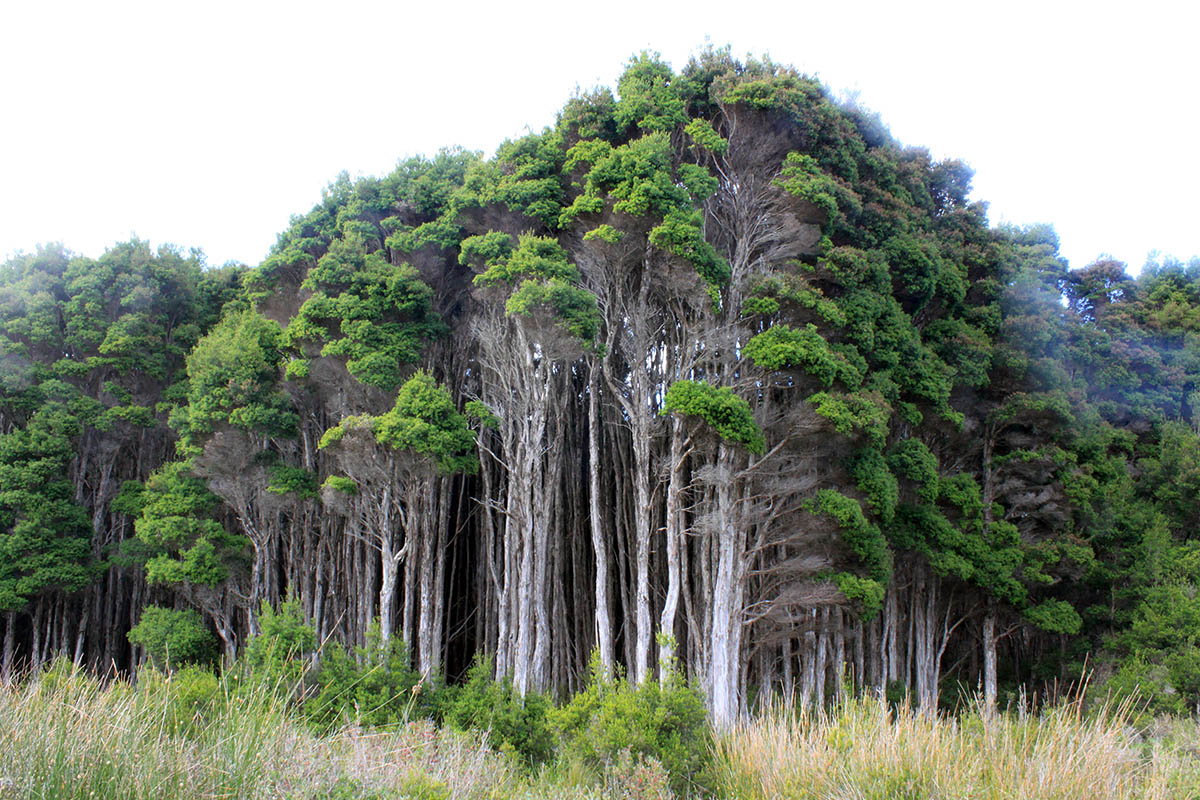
[814,607,828,710]
[2,611,14,684]
[588,367,615,675]
[983,604,998,714]
[431,479,450,679]
[418,485,437,678]
[632,400,653,685]
[708,443,741,728]
[658,415,685,683]
[781,636,794,703]
[31,599,43,670]
[73,604,90,667]
[801,612,816,708]
[378,487,398,645]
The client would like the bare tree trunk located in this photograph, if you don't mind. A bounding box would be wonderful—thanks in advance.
[588,367,615,675]
[983,604,998,714]
[708,443,742,728]
[73,604,89,667]
[801,613,816,708]
[378,487,400,646]
[2,611,14,684]
[781,636,794,703]
[814,607,828,710]
[659,414,686,683]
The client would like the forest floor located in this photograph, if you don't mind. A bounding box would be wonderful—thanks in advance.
[0,666,1197,800]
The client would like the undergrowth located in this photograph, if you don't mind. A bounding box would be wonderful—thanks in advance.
[1,655,1198,799]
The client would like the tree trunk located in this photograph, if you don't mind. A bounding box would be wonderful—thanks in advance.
[2,611,14,684]
[708,443,742,728]
[659,415,686,683]
[983,604,998,714]
[587,368,615,675]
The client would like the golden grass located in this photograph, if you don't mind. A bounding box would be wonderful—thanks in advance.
[715,695,1200,800]
[0,664,519,799]
[4,664,1199,800]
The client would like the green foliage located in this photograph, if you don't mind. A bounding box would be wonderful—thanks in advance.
[1023,599,1082,635]
[127,606,217,670]
[849,448,898,523]
[181,309,296,439]
[615,52,687,133]
[778,152,844,229]
[744,323,864,387]
[0,405,95,611]
[471,233,578,287]
[468,233,601,346]
[505,278,601,346]
[243,598,317,690]
[306,627,436,732]
[443,656,554,766]
[267,464,319,499]
[134,460,247,588]
[287,249,445,390]
[374,371,479,475]
[831,572,886,616]
[551,664,713,796]
[683,118,728,155]
[465,400,500,429]
[662,380,765,454]
[582,224,624,243]
[321,475,357,495]
[804,489,891,583]
[886,439,940,503]
[648,207,728,287]
[807,391,890,446]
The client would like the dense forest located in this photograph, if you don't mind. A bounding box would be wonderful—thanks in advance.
[2,49,1198,729]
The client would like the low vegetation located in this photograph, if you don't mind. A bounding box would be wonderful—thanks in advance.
[1,656,1197,799]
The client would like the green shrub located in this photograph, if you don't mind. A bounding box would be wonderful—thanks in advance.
[127,605,217,670]
[396,770,450,800]
[1099,656,1189,724]
[551,662,712,795]
[135,664,222,735]
[443,656,554,767]
[306,626,439,731]
[242,597,317,692]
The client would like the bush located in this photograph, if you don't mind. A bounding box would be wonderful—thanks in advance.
[443,656,554,767]
[306,626,439,731]
[242,597,317,692]
[551,662,712,796]
[127,605,217,670]
[136,664,222,735]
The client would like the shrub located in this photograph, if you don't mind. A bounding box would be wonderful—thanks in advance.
[242,597,317,692]
[306,626,439,731]
[136,664,222,735]
[552,662,712,796]
[127,605,217,670]
[443,656,554,767]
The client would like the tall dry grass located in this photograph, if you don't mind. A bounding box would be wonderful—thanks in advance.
[0,663,519,799]
[715,695,1200,800]
[5,662,1200,800]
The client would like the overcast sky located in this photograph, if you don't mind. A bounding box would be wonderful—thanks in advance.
[1,0,1196,273]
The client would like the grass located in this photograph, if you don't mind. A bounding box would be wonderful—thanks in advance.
[1,663,1198,799]
[0,664,521,799]
[715,694,1200,800]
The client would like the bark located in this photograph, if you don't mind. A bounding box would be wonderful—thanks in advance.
[2,611,14,684]
[983,604,998,714]
[588,366,615,674]
[708,443,742,729]
[658,414,686,683]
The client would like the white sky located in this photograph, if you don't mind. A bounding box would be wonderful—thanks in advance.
[1,0,1196,273]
